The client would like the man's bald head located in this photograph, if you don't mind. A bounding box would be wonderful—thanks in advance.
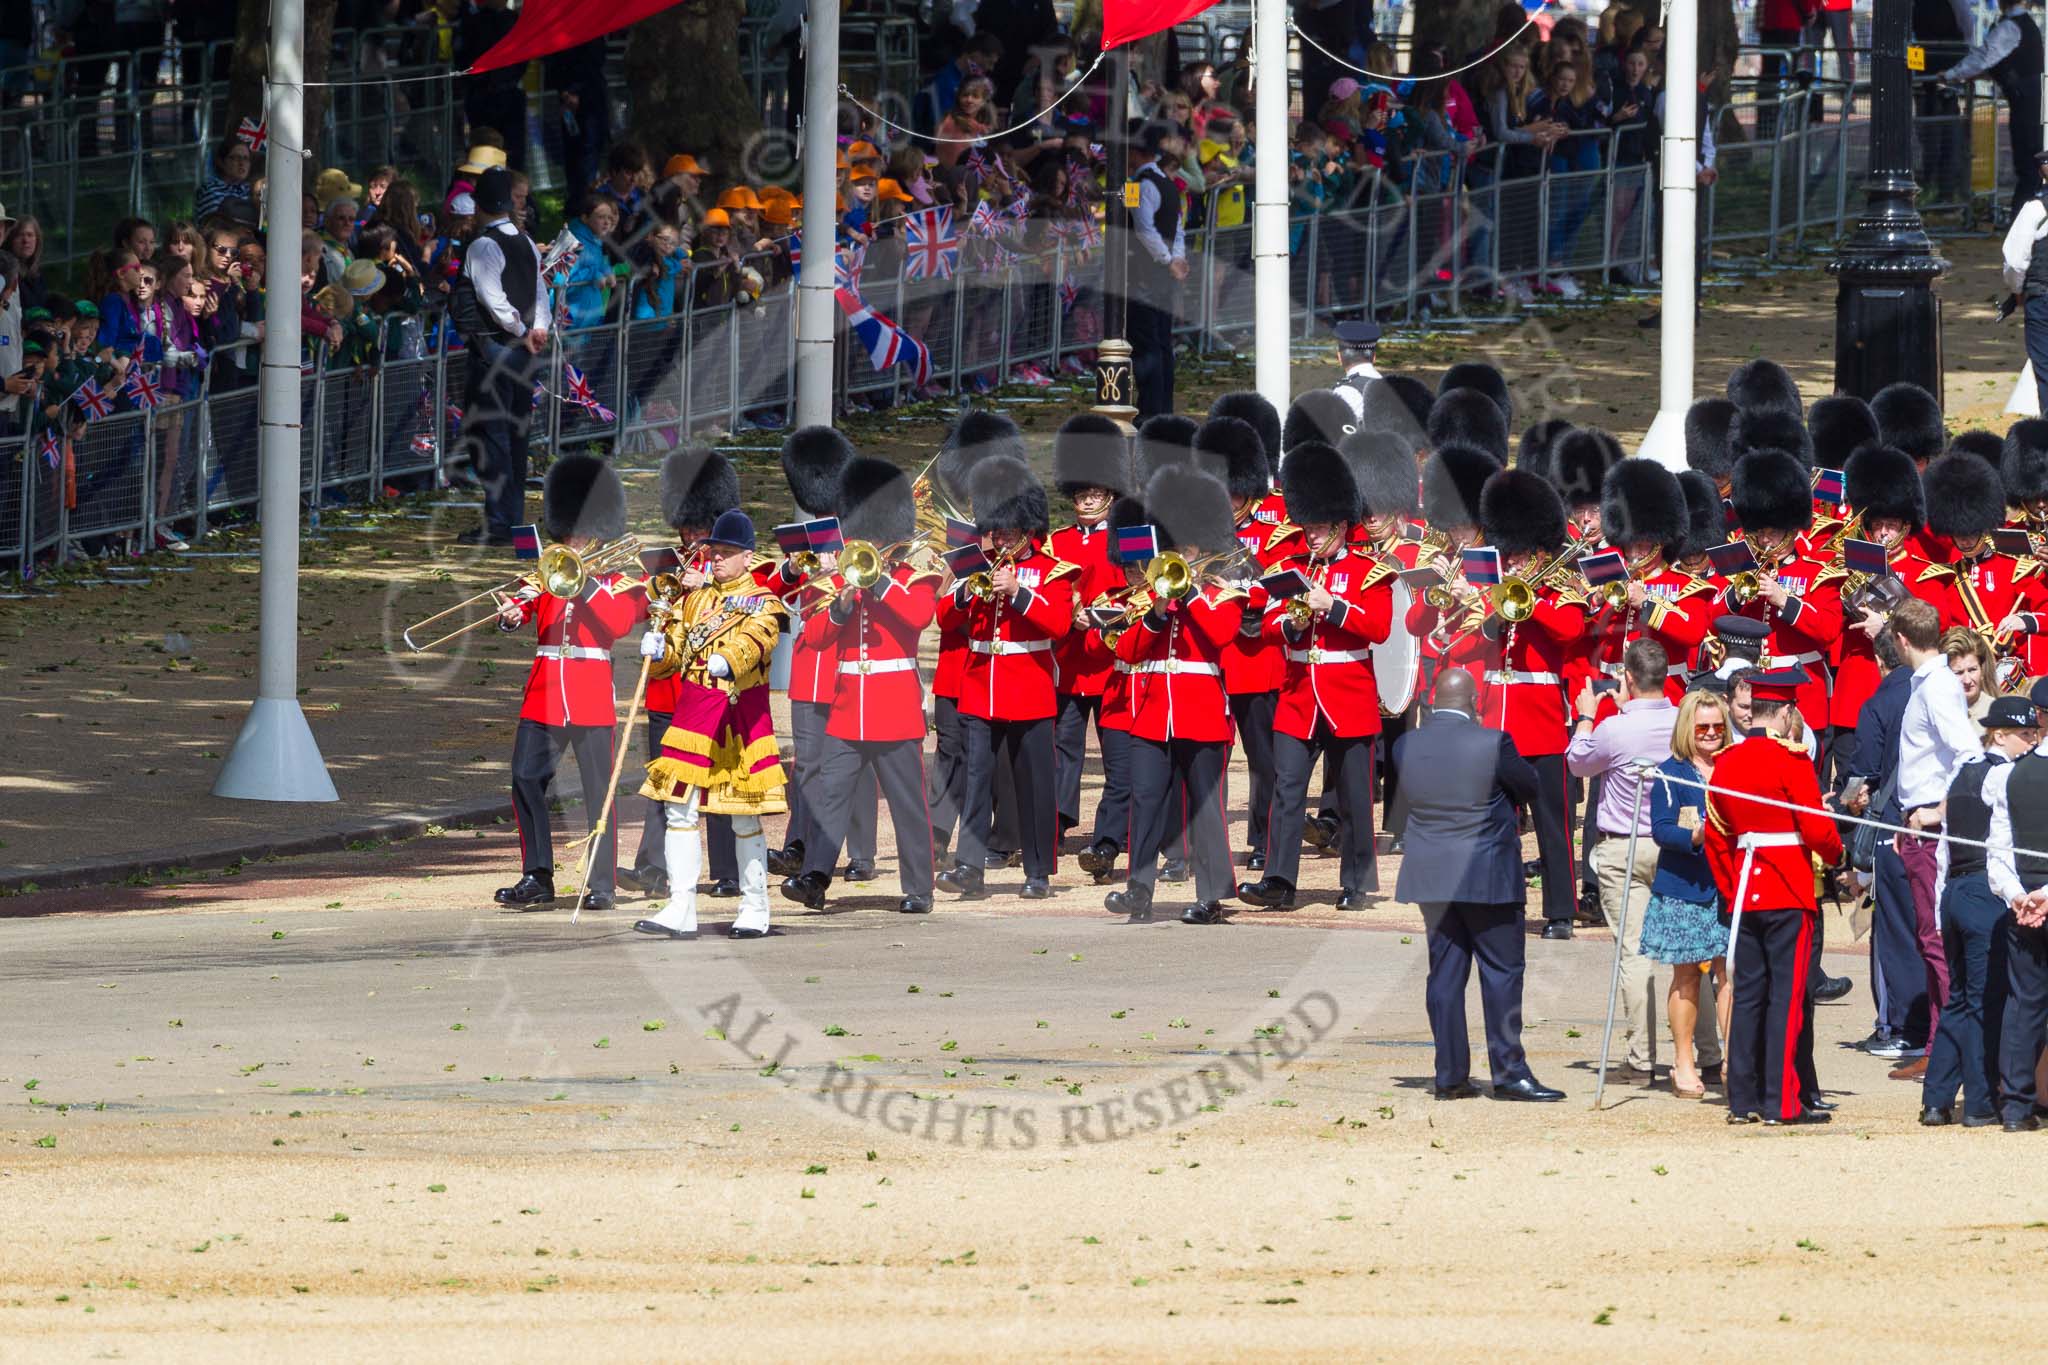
[1433,669,1477,714]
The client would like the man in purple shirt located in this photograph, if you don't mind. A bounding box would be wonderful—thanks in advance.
[1568,638,1683,1081]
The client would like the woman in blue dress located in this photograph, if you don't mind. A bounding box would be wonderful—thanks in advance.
[1643,689,1734,1098]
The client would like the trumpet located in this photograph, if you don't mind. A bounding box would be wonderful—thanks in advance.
[1725,569,1762,609]
[1284,595,1316,630]
[1144,549,1238,603]
[1591,578,1630,611]
[1489,542,1581,625]
[963,543,1024,602]
[403,534,644,653]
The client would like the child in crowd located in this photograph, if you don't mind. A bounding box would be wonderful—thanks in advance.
[936,76,996,168]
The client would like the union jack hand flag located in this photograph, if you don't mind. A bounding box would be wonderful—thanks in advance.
[532,378,547,410]
[836,287,931,388]
[902,206,959,281]
[39,431,62,470]
[236,116,267,153]
[72,378,116,421]
[563,362,616,423]
[123,365,164,411]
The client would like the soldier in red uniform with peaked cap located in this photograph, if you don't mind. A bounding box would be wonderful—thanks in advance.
[493,454,645,911]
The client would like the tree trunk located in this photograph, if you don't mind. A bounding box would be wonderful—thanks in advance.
[228,0,338,166]
[1412,0,1514,67]
[624,0,756,195]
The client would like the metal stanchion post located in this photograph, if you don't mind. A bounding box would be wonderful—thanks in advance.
[1593,769,1652,1112]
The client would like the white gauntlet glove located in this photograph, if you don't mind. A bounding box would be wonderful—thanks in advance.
[639,630,667,660]
[706,653,732,679]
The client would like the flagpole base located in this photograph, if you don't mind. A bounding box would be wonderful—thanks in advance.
[212,696,340,803]
[1091,337,1139,433]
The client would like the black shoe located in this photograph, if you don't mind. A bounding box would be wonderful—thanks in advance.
[1522,858,1543,879]
[1491,1076,1565,1102]
[843,860,876,883]
[982,851,1014,870]
[1303,813,1339,851]
[1020,877,1052,899]
[632,919,697,940]
[495,872,556,907]
[897,895,933,914]
[779,871,829,910]
[1235,876,1296,909]
[2005,1114,2043,1133]
[577,890,613,913]
[1159,860,1190,884]
[1336,889,1375,911]
[627,868,670,899]
[1804,1095,1837,1111]
[1919,1106,1952,1127]
[1433,1081,1481,1101]
[729,926,768,940]
[1726,1110,1763,1125]
[1700,1064,1724,1086]
[1387,836,1404,854]
[1962,1112,2002,1128]
[1540,921,1573,941]
[616,865,647,891]
[706,878,740,898]
[1814,974,1854,1003]
[1573,889,1604,926]
[767,842,805,878]
[1795,1108,1833,1124]
[1105,886,1155,920]
[1245,850,1266,871]
[1181,900,1231,925]
[1077,839,1120,876]
[937,864,987,898]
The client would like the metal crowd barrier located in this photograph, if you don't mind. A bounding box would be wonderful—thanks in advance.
[0,90,2015,574]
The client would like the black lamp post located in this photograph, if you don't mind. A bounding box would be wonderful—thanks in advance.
[1092,44,1138,429]
[1830,0,1947,398]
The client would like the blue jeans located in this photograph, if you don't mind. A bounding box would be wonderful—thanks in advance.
[1921,873,2010,1119]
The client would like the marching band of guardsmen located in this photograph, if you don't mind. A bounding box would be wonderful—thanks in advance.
[477,348,2048,1117]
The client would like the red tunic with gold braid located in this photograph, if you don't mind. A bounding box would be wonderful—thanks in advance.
[953,544,1077,722]
[1114,585,1244,744]
[1587,560,1718,700]
[1264,545,1395,739]
[805,562,941,743]
[1049,519,1125,698]
[1717,548,1843,732]
[772,557,844,710]
[503,574,646,726]
[1219,492,1299,697]
[1478,583,1588,758]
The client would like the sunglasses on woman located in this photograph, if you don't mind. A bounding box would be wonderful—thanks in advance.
[1694,723,1726,736]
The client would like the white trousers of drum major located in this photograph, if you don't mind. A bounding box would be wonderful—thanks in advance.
[646,787,770,934]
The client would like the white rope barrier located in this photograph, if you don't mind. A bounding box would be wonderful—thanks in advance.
[837,53,1105,145]
[1287,16,1541,85]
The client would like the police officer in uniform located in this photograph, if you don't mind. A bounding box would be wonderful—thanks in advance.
[493,456,644,910]
[454,166,546,545]
[1705,666,1846,1125]
[1328,320,1383,426]
[1127,121,1190,421]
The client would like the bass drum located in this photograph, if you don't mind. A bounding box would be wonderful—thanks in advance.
[1373,576,1422,717]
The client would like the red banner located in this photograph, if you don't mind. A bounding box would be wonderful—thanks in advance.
[466,0,685,75]
[1101,0,1224,51]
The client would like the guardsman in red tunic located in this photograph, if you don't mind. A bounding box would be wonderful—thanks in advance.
[492,455,645,911]
[1589,460,1715,700]
[1870,381,1954,562]
[764,428,878,884]
[1705,666,1846,1125]
[1989,425,2048,677]
[621,448,746,903]
[1926,455,2033,676]
[1237,441,1394,909]
[1050,415,1136,862]
[1201,413,1295,869]
[1721,449,1844,743]
[1104,466,1247,924]
[926,412,1028,870]
[1344,427,1433,851]
[937,457,1077,900]
[1078,496,1158,883]
[1408,444,1498,698]
[780,459,943,914]
[1472,470,1589,938]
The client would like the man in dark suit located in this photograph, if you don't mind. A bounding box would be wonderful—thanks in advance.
[1391,670,1565,1102]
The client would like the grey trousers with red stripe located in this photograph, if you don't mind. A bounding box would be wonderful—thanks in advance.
[1126,737,1232,904]
[510,718,615,894]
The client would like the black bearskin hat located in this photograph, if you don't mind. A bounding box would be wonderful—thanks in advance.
[1806,395,1878,471]
[1207,391,1282,479]
[1548,427,1623,508]
[1282,440,1361,527]
[1600,458,1687,550]
[1675,469,1724,561]
[1726,359,1801,415]
[2003,419,2048,503]
[1340,427,1421,521]
[1282,389,1357,454]
[1730,403,1814,471]
[970,456,1050,536]
[836,456,917,546]
[1106,493,1150,539]
[780,426,855,517]
[1053,413,1131,496]
[1947,429,2005,471]
[1422,443,1497,530]
[660,447,739,532]
[938,409,1026,504]
[1730,449,1814,535]
[1134,412,1200,493]
[542,454,627,542]
[1145,464,1238,554]
[1427,387,1510,464]
[1684,397,1738,481]
[1518,418,1571,479]
[1924,451,2007,540]
[1194,414,1272,502]
[1437,360,1512,424]
[1871,381,1946,463]
[1379,375,1438,434]
[1481,468,1567,557]
[1844,443,1925,528]
[1355,378,1429,455]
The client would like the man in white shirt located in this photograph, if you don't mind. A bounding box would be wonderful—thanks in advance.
[2000,149,2048,418]
[1890,598,1983,1073]
[454,167,549,546]
[1128,122,1188,421]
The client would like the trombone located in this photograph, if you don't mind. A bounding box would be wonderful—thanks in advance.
[801,536,930,608]
[402,534,644,653]
[1491,542,1582,624]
